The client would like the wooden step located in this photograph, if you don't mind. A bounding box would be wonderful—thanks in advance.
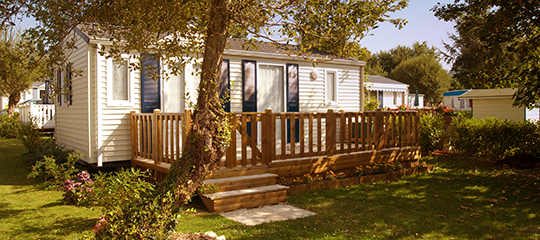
[203,173,278,192]
[207,165,269,179]
[200,185,289,212]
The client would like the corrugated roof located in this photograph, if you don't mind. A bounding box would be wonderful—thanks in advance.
[443,89,470,96]
[458,88,516,99]
[367,75,408,86]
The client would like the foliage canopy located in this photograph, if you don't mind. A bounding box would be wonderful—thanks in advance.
[0,27,49,116]
[433,0,540,108]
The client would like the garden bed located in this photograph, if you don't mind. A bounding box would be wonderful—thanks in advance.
[287,165,432,195]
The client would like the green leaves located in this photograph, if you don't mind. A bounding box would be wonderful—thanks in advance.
[433,0,540,108]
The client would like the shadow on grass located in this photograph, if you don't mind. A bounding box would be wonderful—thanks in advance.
[5,215,97,240]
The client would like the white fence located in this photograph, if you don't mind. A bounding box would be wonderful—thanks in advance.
[19,104,55,129]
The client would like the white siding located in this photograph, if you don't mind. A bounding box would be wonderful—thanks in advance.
[473,98,525,121]
[526,108,540,121]
[96,48,141,164]
[221,55,362,113]
[55,32,91,161]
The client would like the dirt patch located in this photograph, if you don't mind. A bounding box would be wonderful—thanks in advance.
[495,154,540,169]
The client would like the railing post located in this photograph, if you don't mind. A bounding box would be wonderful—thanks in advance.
[226,113,237,169]
[326,109,336,156]
[262,109,273,164]
[182,109,192,152]
[375,109,384,150]
[415,110,420,147]
[152,109,161,165]
[130,111,137,160]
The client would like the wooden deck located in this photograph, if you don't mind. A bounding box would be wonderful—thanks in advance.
[130,109,421,212]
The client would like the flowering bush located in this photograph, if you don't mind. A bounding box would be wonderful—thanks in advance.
[93,216,107,235]
[397,104,410,111]
[63,171,94,205]
[324,171,337,180]
[292,175,306,185]
[434,103,455,116]
[355,166,372,176]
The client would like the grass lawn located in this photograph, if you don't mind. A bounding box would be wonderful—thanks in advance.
[0,138,100,239]
[178,155,540,239]
[1,138,539,239]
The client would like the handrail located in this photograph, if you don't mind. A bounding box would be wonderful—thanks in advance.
[130,109,421,169]
[19,104,55,129]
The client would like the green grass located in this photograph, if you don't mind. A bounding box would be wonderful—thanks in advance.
[178,155,540,239]
[1,138,540,239]
[0,138,100,239]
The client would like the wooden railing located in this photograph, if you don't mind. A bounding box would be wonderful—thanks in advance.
[19,104,55,129]
[130,109,191,165]
[130,109,420,169]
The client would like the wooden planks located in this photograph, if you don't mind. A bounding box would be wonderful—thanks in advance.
[130,109,422,171]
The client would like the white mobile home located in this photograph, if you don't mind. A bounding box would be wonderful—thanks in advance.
[365,75,409,109]
[54,26,366,167]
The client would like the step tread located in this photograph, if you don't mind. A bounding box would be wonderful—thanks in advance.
[203,173,278,185]
[203,184,289,200]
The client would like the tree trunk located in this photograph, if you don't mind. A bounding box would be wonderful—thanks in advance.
[7,92,20,117]
[160,0,230,207]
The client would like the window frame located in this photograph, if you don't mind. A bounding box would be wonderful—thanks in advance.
[326,70,338,104]
[107,57,133,107]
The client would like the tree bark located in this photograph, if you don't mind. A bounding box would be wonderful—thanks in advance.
[7,91,20,117]
[160,0,231,207]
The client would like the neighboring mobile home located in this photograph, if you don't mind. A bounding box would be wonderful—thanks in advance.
[365,75,409,109]
[443,89,471,111]
[55,26,366,167]
[459,88,540,121]
[0,82,47,110]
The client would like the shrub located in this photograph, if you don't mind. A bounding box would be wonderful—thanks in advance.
[63,171,94,205]
[18,121,42,152]
[18,120,72,166]
[420,114,445,153]
[92,168,178,239]
[0,114,21,138]
[27,152,82,190]
[452,117,540,159]
[364,95,380,111]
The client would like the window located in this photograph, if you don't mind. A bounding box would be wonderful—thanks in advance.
[109,58,132,106]
[65,64,72,105]
[32,88,38,99]
[393,92,397,105]
[326,71,337,103]
[112,59,129,101]
[56,69,62,106]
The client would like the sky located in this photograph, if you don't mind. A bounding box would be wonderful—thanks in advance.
[360,0,456,69]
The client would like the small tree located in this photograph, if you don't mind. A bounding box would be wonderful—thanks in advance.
[390,55,452,105]
[0,27,49,116]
